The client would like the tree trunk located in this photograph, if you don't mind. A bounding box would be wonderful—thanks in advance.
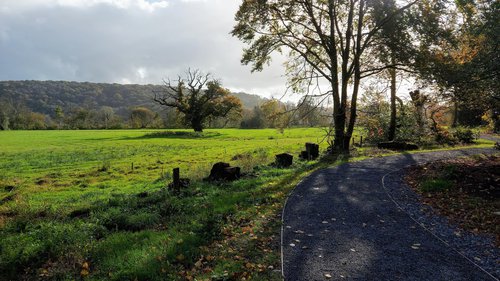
[452,99,459,128]
[333,107,347,152]
[344,0,365,153]
[192,119,203,132]
[388,64,397,141]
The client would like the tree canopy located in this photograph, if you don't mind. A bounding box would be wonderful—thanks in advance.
[153,69,243,132]
[232,0,420,151]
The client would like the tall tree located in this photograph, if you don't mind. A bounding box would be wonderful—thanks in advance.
[411,0,499,128]
[369,0,415,141]
[232,0,418,152]
[153,69,242,132]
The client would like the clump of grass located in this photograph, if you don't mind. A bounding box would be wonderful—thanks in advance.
[420,178,453,192]
[141,131,221,139]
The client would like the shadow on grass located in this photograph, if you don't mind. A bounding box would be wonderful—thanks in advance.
[123,131,223,140]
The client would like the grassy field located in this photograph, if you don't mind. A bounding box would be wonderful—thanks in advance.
[0,129,494,281]
[0,128,342,281]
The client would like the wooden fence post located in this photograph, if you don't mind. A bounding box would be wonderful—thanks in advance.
[173,168,180,191]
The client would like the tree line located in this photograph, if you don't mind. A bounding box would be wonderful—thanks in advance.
[0,79,332,130]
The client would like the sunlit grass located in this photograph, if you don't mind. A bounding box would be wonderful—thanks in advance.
[0,128,333,280]
[0,128,494,280]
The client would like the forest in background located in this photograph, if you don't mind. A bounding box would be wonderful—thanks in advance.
[0,80,331,130]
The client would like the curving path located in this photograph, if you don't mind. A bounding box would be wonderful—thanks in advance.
[282,148,499,281]
[481,134,500,142]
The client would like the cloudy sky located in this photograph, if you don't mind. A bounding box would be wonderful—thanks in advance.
[0,0,290,99]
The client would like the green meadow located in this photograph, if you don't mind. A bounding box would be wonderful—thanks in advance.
[1,129,493,280]
[0,128,339,280]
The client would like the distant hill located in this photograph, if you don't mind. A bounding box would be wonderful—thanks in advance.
[0,80,267,118]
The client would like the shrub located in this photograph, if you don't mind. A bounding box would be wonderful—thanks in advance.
[433,126,458,145]
[451,127,478,144]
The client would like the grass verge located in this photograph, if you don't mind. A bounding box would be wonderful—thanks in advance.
[405,154,500,245]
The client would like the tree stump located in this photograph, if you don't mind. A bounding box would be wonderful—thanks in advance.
[300,143,319,160]
[275,153,293,168]
[377,141,419,151]
[299,151,309,160]
[306,142,320,159]
[205,162,241,181]
[223,166,241,181]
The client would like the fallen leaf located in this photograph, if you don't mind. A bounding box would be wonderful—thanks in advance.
[81,269,89,278]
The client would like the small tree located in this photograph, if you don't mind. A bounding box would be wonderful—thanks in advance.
[98,106,115,129]
[153,69,242,132]
[240,106,266,129]
[54,106,64,129]
[129,107,157,129]
[260,99,288,128]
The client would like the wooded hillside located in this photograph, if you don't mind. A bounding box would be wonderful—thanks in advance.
[0,80,265,119]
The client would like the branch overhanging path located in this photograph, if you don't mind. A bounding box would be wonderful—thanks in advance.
[282,148,499,281]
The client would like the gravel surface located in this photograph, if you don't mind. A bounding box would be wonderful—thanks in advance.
[481,134,500,142]
[282,148,499,281]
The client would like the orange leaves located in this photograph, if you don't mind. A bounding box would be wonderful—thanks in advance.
[241,226,254,235]
[80,261,90,278]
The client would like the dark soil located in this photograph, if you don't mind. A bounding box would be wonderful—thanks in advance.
[405,155,500,245]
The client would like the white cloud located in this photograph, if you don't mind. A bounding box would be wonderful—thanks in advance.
[1,0,169,12]
[0,0,289,98]
[136,67,147,80]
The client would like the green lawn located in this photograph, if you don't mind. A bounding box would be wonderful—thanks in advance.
[0,128,341,281]
[0,128,493,280]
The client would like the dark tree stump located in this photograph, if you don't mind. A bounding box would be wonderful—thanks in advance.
[205,162,241,181]
[377,141,419,151]
[300,143,320,160]
[209,162,230,179]
[275,153,293,168]
[299,151,309,160]
[223,167,241,181]
[306,142,319,159]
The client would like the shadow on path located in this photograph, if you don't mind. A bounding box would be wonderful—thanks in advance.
[282,148,498,281]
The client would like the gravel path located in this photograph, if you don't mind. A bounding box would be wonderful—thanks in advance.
[282,148,499,281]
[481,134,500,142]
